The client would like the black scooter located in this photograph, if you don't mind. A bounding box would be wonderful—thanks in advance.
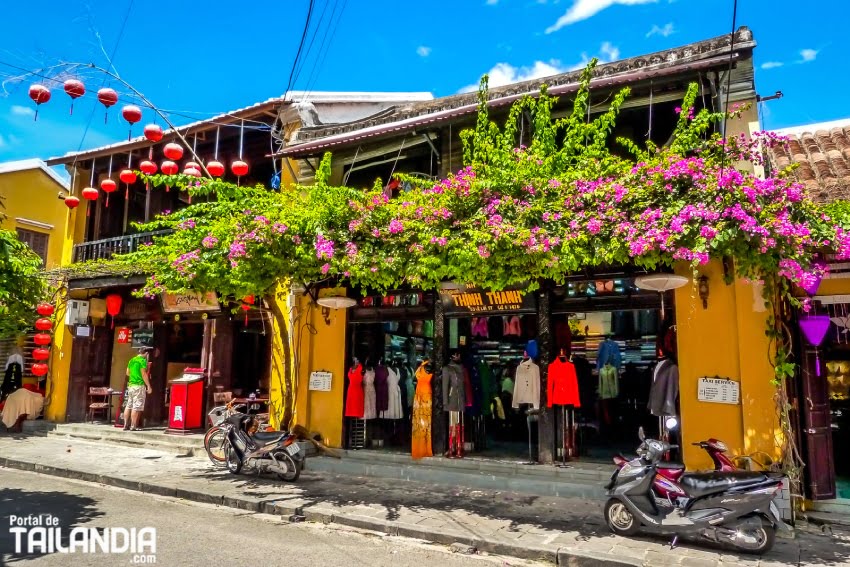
[223,412,305,482]
[604,429,790,554]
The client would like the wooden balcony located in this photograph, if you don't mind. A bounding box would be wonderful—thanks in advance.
[72,230,173,263]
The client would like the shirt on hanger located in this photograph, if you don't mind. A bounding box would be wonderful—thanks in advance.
[547,358,580,407]
[512,359,541,409]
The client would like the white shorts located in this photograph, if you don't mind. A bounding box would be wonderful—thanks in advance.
[126,385,147,411]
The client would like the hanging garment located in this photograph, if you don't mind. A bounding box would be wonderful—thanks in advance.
[374,364,389,413]
[512,358,541,409]
[599,363,620,400]
[380,367,404,419]
[478,361,495,404]
[596,339,622,371]
[1,362,23,401]
[490,396,506,420]
[501,375,515,394]
[411,363,433,459]
[648,358,679,416]
[405,366,415,408]
[344,364,365,418]
[547,357,581,407]
[465,362,482,416]
[502,316,522,337]
[442,361,466,412]
[572,356,596,419]
[363,369,378,419]
[423,320,434,338]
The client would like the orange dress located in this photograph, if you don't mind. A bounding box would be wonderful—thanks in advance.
[411,363,433,459]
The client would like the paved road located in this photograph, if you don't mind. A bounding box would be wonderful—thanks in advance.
[0,469,542,567]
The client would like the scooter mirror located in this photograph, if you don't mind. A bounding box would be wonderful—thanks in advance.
[638,426,645,441]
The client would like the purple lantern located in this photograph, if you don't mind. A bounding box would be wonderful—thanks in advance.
[800,261,828,296]
[800,314,831,376]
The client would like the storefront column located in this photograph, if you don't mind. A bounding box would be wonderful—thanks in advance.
[537,291,554,463]
[431,297,447,455]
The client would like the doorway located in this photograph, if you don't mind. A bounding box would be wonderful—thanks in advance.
[66,328,113,422]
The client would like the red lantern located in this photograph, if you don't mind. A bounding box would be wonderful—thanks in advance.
[140,160,158,175]
[106,294,122,329]
[161,161,178,175]
[119,169,137,184]
[28,84,50,121]
[207,161,225,177]
[32,348,50,361]
[63,79,85,115]
[82,187,98,216]
[241,295,254,326]
[31,363,49,377]
[183,166,201,178]
[143,123,163,143]
[64,195,80,209]
[122,105,142,140]
[36,303,55,316]
[35,318,52,331]
[100,178,117,207]
[163,143,184,161]
[97,88,118,123]
[231,161,249,177]
[34,333,51,346]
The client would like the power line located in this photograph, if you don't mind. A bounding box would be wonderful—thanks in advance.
[282,0,316,99]
[302,0,347,100]
[290,0,332,89]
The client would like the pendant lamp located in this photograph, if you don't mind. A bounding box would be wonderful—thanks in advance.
[800,315,831,377]
[634,273,689,319]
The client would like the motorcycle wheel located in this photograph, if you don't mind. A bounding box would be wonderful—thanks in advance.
[273,451,302,482]
[604,498,639,536]
[729,516,775,555]
[204,427,227,466]
[224,441,243,475]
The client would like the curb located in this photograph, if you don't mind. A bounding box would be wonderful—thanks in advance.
[0,456,636,566]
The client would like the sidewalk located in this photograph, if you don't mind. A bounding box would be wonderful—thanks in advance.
[0,433,847,566]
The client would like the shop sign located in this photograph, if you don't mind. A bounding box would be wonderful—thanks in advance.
[566,278,635,297]
[308,371,333,391]
[123,301,149,320]
[131,328,155,349]
[116,327,132,343]
[160,291,220,314]
[441,286,536,315]
[697,377,740,405]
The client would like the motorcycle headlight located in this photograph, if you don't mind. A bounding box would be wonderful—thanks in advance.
[665,416,679,430]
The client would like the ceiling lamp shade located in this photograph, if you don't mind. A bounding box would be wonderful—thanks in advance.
[316,296,358,309]
[634,274,689,292]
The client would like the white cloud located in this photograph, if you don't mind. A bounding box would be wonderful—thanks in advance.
[10,105,35,117]
[799,48,818,62]
[486,0,499,4]
[546,0,656,33]
[761,61,784,70]
[459,42,621,92]
[646,22,674,38]
[416,45,432,57]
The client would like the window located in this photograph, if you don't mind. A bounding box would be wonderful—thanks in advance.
[16,228,49,266]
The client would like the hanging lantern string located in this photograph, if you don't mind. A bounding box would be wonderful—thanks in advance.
[193,132,198,156]
[239,119,244,160]
[90,157,96,186]
[71,167,76,196]
[214,127,220,160]
[108,154,113,177]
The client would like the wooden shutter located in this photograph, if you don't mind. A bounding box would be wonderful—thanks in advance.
[16,228,48,266]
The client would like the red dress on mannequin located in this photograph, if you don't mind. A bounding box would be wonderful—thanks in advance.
[547,357,580,407]
[345,364,365,418]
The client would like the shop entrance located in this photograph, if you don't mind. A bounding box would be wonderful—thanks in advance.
[231,318,272,398]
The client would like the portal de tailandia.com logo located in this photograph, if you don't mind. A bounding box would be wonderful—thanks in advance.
[9,514,157,563]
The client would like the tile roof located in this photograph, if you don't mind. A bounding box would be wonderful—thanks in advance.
[768,118,850,203]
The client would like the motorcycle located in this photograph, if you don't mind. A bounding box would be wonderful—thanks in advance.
[612,438,737,502]
[223,412,305,482]
[604,429,790,554]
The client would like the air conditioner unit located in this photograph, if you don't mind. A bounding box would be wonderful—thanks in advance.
[65,300,90,325]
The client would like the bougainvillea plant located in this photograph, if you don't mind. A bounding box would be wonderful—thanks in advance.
[116,62,850,439]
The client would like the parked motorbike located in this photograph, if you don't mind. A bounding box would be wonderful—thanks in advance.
[604,429,790,554]
[223,412,305,482]
[612,437,737,501]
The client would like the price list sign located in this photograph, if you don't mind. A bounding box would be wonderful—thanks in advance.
[697,377,740,405]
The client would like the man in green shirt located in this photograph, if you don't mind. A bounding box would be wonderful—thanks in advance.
[124,348,152,431]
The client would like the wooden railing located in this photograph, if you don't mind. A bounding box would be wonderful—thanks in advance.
[72,230,173,263]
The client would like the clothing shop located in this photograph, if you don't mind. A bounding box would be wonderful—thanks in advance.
[339,275,682,464]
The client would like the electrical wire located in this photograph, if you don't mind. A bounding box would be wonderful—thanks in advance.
[302,0,347,101]
[282,0,316,99]
[290,0,333,89]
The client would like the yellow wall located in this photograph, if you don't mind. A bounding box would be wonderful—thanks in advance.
[0,166,72,268]
[675,260,780,470]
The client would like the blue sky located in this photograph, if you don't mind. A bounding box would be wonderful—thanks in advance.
[0,0,845,163]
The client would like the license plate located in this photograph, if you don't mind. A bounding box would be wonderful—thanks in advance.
[285,443,300,456]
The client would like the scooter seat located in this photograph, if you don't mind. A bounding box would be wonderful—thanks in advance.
[658,462,686,471]
[252,431,288,443]
[680,471,769,498]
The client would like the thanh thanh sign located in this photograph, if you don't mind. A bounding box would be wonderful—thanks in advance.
[440,285,536,315]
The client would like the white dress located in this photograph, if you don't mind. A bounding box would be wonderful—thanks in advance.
[381,367,404,420]
[363,369,377,420]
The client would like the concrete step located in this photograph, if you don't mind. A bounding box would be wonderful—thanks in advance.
[45,423,205,456]
[812,499,850,516]
[307,450,609,500]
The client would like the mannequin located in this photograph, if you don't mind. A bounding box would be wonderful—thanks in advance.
[548,349,580,462]
[411,360,434,459]
[513,350,541,464]
[443,350,466,458]
[345,357,366,449]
